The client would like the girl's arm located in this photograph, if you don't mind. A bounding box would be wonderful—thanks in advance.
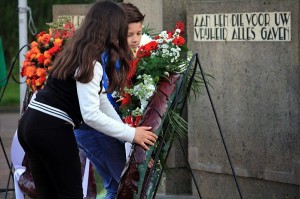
[99,92,123,122]
[76,61,135,143]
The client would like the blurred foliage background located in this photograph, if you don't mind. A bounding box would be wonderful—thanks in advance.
[0,0,121,108]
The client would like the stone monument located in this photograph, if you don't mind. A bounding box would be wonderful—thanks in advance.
[53,0,300,198]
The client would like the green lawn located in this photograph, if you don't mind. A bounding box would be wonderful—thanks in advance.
[0,60,21,109]
[95,172,107,198]
[0,77,20,107]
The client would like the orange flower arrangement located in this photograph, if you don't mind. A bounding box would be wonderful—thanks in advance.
[21,18,75,91]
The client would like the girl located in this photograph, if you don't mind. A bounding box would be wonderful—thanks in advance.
[17,1,157,198]
[74,3,146,199]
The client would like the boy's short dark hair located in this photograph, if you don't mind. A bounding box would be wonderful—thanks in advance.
[119,3,145,24]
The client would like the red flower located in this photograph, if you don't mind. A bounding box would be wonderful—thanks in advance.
[134,115,142,127]
[37,54,46,64]
[121,93,131,107]
[36,31,46,38]
[44,58,51,67]
[123,115,134,127]
[175,21,185,35]
[35,76,46,86]
[127,59,138,80]
[172,36,185,46]
[30,41,39,48]
[53,38,63,47]
[23,66,36,77]
[167,31,173,39]
[37,33,51,46]
[59,23,75,39]
[136,46,151,59]
[48,46,60,55]
[154,35,160,40]
[123,115,142,127]
[144,41,158,51]
[36,68,47,77]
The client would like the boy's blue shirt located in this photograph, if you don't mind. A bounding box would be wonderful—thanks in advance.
[101,52,120,108]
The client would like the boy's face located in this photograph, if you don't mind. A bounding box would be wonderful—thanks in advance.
[127,22,143,50]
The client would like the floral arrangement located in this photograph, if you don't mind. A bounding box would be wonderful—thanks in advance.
[117,22,193,198]
[116,22,190,127]
[21,17,75,92]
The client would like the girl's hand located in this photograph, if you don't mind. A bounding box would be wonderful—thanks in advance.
[133,126,157,150]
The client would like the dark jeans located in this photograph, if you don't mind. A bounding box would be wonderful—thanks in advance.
[74,124,126,199]
[18,108,83,199]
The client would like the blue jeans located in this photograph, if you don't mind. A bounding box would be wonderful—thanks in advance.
[74,124,126,199]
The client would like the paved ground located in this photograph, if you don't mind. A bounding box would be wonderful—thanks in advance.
[0,111,20,199]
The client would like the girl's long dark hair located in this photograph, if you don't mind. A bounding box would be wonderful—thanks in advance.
[51,1,131,93]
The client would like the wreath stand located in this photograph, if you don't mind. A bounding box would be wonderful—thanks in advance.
[0,86,19,198]
[0,126,15,198]
[152,53,243,199]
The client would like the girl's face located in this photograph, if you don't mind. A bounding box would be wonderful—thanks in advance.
[127,22,143,50]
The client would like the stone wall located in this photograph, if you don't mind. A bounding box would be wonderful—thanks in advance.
[187,0,300,198]
[124,0,163,32]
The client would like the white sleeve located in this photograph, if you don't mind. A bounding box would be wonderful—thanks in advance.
[98,93,123,122]
[76,61,135,143]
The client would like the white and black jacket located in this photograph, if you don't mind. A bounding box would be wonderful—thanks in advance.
[29,61,135,143]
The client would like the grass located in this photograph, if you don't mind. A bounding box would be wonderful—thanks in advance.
[95,172,107,198]
[0,63,21,109]
[0,77,20,109]
[0,78,20,105]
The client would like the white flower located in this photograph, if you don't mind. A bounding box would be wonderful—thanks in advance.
[139,34,153,47]
[162,48,169,55]
[166,38,173,43]
[111,91,120,98]
[157,38,164,44]
[140,100,148,112]
[159,31,168,39]
[161,44,169,49]
[132,107,142,116]
[125,74,156,113]
[174,29,181,35]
